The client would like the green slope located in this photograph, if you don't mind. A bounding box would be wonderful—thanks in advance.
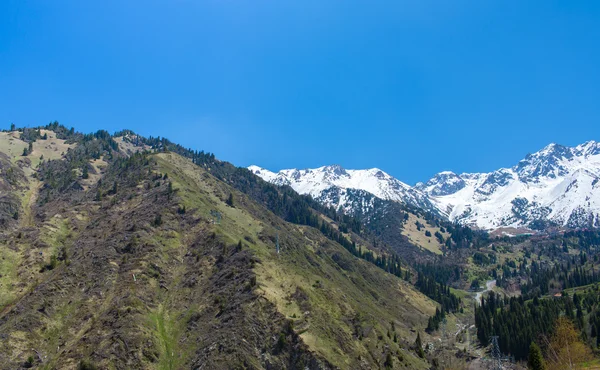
[0,128,442,369]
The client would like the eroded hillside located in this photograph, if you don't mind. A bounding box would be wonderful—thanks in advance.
[0,126,441,369]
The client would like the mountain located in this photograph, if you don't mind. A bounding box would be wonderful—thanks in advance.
[248,165,438,217]
[0,124,439,369]
[419,141,600,230]
[251,141,600,231]
[4,124,599,369]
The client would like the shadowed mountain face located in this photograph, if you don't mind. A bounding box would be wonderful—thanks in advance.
[252,141,600,230]
[0,125,436,370]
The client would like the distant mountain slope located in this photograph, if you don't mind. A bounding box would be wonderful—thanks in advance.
[251,141,600,230]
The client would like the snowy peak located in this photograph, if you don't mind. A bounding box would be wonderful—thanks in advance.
[415,171,466,196]
[574,140,600,156]
[513,143,573,182]
[422,141,600,229]
[249,164,435,214]
[247,165,277,182]
[323,164,347,177]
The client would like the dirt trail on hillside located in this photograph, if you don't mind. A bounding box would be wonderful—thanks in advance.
[21,179,41,227]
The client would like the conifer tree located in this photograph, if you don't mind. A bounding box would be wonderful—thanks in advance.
[384,352,393,369]
[167,181,174,199]
[414,332,425,358]
[527,342,546,370]
[226,193,234,207]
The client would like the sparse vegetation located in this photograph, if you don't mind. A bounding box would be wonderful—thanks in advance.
[0,124,437,369]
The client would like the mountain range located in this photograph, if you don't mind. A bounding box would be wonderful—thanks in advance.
[2,124,600,368]
[250,141,600,231]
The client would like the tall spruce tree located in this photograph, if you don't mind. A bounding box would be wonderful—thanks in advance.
[226,193,234,207]
[527,342,546,370]
[414,332,425,358]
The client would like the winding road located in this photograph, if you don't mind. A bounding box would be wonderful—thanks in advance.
[475,280,496,305]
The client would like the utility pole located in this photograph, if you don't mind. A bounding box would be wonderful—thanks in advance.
[466,325,470,352]
[441,317,447,349]
[490,336,502,370]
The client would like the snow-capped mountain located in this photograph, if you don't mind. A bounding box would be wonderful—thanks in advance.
[250,140,600,230]
[418,141,600,230]
[247,165,438,215]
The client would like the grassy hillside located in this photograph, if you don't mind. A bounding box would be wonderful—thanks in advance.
[0,127,445,369]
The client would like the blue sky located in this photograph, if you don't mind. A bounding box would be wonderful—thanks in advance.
[1,1,599,184]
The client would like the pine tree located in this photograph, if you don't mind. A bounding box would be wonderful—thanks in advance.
[82,165,89,179]
[414,332,425,358]
[384,352,393,369]
[527,342,546,370]
[426,317,434,333]
[167,181,174,199]
[226,193,234,207]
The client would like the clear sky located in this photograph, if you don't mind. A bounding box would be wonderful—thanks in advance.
[1,1,599,184]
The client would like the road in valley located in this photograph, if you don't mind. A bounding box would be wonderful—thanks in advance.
[475,280,496,305]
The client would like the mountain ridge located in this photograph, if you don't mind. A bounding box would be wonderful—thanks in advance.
[250,140,600,230]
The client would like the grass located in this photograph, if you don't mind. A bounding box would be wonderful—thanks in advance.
[402,213,448,255]
[149,304,183,370]
[0,130,72,168]
[18,178,41,227]
[80,157,108,190]
[0,132,28,162]
[153,230,183,261]
[559,282,600,296]
[0,246,20,308]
